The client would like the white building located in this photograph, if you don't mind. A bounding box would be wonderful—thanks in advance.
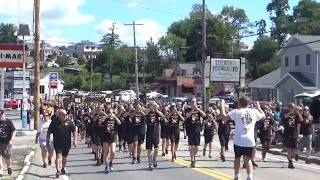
[65,40,102,59]
[39,74,64,97]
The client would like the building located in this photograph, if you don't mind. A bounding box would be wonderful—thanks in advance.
[64,40,102,59]
[249,35,320,105]
[40,41,63,61]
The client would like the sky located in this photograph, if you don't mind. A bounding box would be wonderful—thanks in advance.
[0,0,304,48]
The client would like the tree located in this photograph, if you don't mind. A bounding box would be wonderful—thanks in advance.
[255,19,267,38]
[158,33,187,62]
[100,23,122,47]
[56,45,67,51]
[145,37,161,76]
[247,37,279,79]
[266,0,290,46]
[289,0,320,35]
[0,23,17,43]
[56,55,71,67]
[77,57,86,65]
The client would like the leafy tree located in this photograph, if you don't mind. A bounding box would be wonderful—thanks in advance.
[158,33,187,62]
[266,0,290,46]
[255,19,267,38]
[289,0,320,35]
[56,55,71,67]
[247,37,279,79]
[77,57,86,65]
[56,45,67,51]
[0,23,17,43]
[100,24,122,47]
[72,52,79,58]
[145,37,161,76]
[258,58,280,77]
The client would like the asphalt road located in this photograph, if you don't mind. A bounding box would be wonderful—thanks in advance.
[63,135,320,180]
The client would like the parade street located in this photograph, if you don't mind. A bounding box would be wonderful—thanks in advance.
[25,132,320,180]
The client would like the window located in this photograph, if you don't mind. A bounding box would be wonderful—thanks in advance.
[295,55,299,66]
[285,57,289,67]
[86,46,90,49]
[306,54,311,65]
[181,70,187,76]
[40,85,45,94]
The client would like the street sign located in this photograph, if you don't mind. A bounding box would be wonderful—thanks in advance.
[13,70,30,99]
[0,44,28,68]
[49,72,59,89]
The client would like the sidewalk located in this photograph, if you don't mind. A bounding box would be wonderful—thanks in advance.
[256,143,320,165]
[23,145,68,180]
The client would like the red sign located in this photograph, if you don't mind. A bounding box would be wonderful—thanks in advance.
[0,44,28,68]
[49,83,58,89]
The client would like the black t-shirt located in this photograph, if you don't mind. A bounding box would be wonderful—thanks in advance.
[259,115,274,137]
[132,112,146,133]
[0,120,15,143]
[48,120,76,147]
[300,116,313,136]
[217,119,231,135]
[282,112,300,138]
[204,117,215,130]
[169,112,181,128]
[187,110,202,135]
[104,117,116,133]
[146,110,160,136]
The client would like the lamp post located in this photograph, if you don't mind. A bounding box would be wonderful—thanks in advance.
[18,24,30,129]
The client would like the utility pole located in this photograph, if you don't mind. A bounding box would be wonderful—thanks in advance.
[34,0,41,130]
[202,0,207,111]
[125,21,143,100]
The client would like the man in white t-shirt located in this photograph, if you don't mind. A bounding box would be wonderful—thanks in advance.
[220,96,265,180]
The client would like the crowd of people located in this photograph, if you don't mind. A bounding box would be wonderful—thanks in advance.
[34,96,318,180]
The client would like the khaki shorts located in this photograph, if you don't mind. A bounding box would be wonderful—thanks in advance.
[0,143,12,159]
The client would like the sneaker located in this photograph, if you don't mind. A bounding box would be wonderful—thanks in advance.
[233,177,239,180]
[153,160,157,168]
[263,158,268,162]
[7,168,12,175]
[96,159,101,166]
[295,154,299,161]
[123,145,127,151]
[203,149,206,156]
[162,152,165,156]
[48,159,52,166]
[105,165,110,174]
[246,177,252,180]
[149,165,154,171]
[43,163,47,168]
[165,149,168,154]
[137,157,141,164]
[190,161,195,168]
[305,159,311,164]
[56,171,60,178]
[288,161,295,169]
[61,168,66,175]
[208,154,212,158]
[221,156,226,162]
[252,161,259,167]
[109,162,114,172]
[171,157,175,162]
[132,160,137,164]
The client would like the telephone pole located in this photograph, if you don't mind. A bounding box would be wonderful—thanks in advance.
[125,21,143,100]
[202,0,207,111]
[34,0,41,130]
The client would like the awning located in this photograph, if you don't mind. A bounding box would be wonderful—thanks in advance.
[182,83,196,88]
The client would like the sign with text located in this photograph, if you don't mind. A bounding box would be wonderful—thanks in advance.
[0,44,28,68]
[13,71,30,99]
[49,72,59,89]
[210,58,240,82]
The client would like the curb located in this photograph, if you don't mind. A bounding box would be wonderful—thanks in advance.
[256,146,320,165]
[16,130,37,137]
[15,150,35,180]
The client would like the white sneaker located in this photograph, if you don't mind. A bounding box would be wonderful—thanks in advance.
[246,177,252,180]
[263,158,268,162]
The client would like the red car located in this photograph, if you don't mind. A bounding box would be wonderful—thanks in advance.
[4,100,20,109]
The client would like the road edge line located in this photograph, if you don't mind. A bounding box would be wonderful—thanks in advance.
[15,150,35,180]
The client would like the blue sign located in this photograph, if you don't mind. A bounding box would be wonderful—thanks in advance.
[49,72,59,82]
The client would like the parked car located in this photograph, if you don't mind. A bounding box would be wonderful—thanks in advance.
[4,100,20,109]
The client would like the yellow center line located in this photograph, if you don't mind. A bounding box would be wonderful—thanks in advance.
[156,148,234,180]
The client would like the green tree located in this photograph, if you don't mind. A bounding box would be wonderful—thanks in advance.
[266,0,290,46]
[0,23,17,43]
[247,37,279,79]
[289,0,320,35]
[56,55,71,67]
[100,24,122,47]
[255,19,267,39]
[77,57,86,65]
[145,37,161,76]
[158,33,187,62]
[56,45,67,51]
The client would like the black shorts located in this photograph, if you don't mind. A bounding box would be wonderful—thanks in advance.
[103,132,117,144]
[54,144,71,157]
[284,137,298,149]
[86,126,92,137]
[93,133,103,146]
[204,129,214,144]
[188,134,200,146]
[161,125,170,139]
[146,135,160,150]
[218,133,230,147]
[234,144,253,158]
[170,127,180,144]
[133,126,145,145]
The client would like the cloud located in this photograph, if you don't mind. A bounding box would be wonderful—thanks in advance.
[0,0,94,26]
[95,19,165,46]
[128,2,139,8]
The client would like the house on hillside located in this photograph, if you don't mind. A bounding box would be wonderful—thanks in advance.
[249,35,320,105]
[64,40,102,59]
